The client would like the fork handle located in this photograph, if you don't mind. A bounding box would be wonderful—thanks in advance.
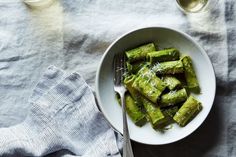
[121,92,134,157]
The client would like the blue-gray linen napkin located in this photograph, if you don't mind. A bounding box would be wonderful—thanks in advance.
[0,66,122,157]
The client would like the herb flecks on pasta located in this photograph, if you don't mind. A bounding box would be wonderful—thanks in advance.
[147,48,180,63]
[115,43,202,130]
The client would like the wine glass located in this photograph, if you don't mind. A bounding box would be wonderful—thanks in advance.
[176,0,218,13]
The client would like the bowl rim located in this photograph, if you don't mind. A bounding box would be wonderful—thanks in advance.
[95,26,216,145]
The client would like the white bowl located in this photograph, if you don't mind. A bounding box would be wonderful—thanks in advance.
[95,27,216,145]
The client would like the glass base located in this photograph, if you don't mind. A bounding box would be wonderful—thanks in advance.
[23,0,55,9]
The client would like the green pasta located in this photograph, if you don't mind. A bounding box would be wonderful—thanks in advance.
[137,67,166,92]
[124,75,142,105]
[162,76,181,90]
[160,88,188,107]
[124,94,147,127]
[173,96,202,127]
[126,62,133,73]
[126,61,147,74]
[162,106,179,118]
[125,43,156,62]
[132,76,162,103]
[181,56,200,93]
[147,48,180,63]
[152,60,184,74]
[133,67,166,103]
[115,43,203,131]
[159,106,179,128]
[124,75,167,129]
[141,97,166,129]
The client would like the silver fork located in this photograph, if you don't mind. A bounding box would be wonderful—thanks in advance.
[113,54,134,157]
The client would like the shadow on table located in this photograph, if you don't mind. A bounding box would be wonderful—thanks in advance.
[132,83,225,157]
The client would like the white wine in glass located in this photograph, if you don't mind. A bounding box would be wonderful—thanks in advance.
[176,0,208,13]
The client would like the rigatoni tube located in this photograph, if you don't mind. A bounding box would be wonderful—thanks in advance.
[137,67,166,92]
[159,106,179,128]
[147,48,180,63]
[141,97,166,129]
[124,94,147,127]
[162,75,181,90]
[160,88,188,107]
[126,61,147,74]
[173,96,202,127]
[181,56,200,93]
[124,75,142,105]
[125,43,156,62]
[152,60,184,74]
[133,67,166,103]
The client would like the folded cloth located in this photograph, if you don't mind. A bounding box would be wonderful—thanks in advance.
[0,66,122,157]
